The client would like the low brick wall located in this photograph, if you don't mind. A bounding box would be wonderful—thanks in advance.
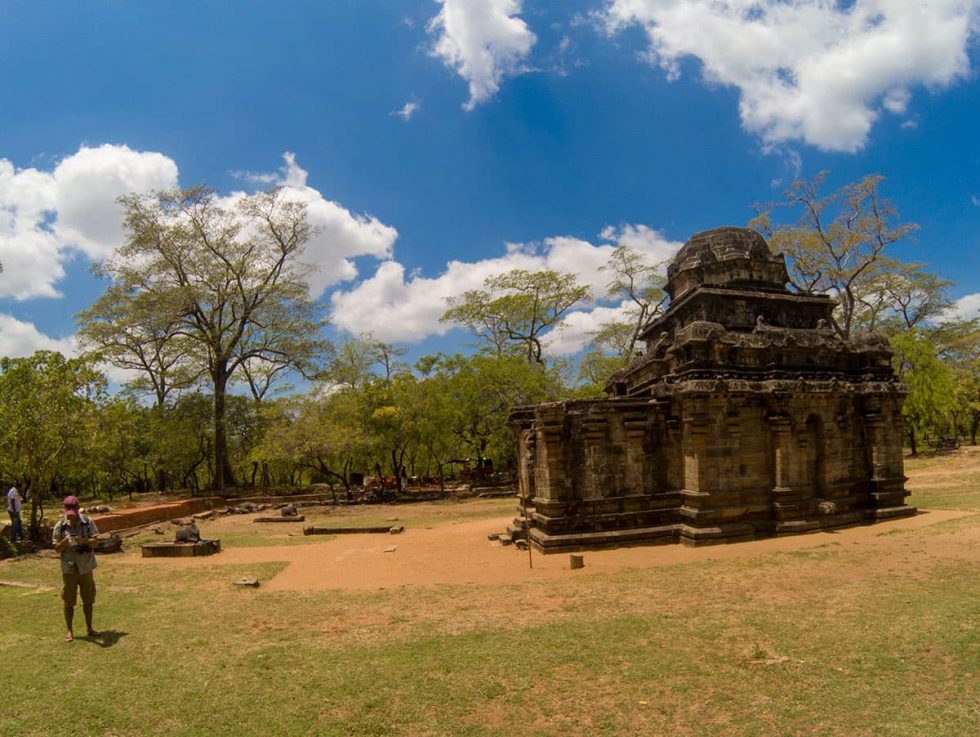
[90,497,224,534]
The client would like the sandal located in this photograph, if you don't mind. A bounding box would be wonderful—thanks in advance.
[64,633,74,642]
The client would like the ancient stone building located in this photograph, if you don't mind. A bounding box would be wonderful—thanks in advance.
[509,227,914,550]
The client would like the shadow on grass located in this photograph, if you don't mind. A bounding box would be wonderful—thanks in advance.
[85,629,128,648]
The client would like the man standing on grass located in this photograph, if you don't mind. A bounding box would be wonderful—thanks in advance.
[6,485,22,544]
[52,496,100,642]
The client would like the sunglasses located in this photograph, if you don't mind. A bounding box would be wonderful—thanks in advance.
[64,504,79,509]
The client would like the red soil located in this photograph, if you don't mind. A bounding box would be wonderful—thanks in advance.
[129,507,973,592]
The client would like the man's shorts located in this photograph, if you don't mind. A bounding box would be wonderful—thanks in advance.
[62,572,96,607]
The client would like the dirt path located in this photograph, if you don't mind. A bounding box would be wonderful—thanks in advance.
[130,507,974,591]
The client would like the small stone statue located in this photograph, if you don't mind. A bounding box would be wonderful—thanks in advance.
[174,521,201,544]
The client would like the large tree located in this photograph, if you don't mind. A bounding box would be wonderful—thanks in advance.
[599,245,668,358]
[441,269,591,363]
[852,257,953,335]
[423,352,563,468]
[577,244,670,391]
[751,172,918,338]
[78,186,329,490]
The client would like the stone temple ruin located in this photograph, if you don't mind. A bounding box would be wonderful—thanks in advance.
[509,227,915,551]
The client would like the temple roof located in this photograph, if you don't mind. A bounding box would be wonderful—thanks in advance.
[665,226,788,300]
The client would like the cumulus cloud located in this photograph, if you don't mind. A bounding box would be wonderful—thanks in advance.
[245,153,398,297]
[0,145,399,380]
[602,0,979,151]
[428,0,537,110]
[0,314,76,358]
[52,145,179,259]
[330,225,682,351]
[544,302,634,356]
[0,145,178,299]
[943,292,980,321]
[0,147,397,305]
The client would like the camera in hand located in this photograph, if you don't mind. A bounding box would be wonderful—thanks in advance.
[67,535,92,554]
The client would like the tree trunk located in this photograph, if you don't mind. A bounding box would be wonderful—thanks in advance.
[908,426,918,456]
[211,366,238,491]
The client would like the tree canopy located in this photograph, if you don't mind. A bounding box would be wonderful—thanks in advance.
[0,351,106,534]
[752,172,918,338]
[78,186,330,490]
[442,269,591,363]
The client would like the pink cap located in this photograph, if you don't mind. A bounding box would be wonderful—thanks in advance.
[63,496,80,516]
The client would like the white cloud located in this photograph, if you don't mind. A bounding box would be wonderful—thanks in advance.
[0,314,76,358]
[0,145,178,299]
[391,101,421,120]
[0,314,146,385]
[428,0,537,110]
[598,223,680,269]
[0,147,397,303]
[52,144,179,259]
[544,302,633,356]
[252,153,399,297]
[943,292,980,321]
[602,0,979,151]
[330,225,683,351]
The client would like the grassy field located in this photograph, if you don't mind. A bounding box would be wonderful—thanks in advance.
[1,449,977,737]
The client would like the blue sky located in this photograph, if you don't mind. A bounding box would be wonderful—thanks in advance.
[1,0,978,368]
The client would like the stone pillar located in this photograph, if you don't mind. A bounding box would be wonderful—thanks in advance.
[723,410,742,494]
[682,413,710,493]
[768,414,802,527]
[623,416,649,495]
[769,415,792,492]
[863,410,885,481]
[581,418,609,499]
[665,417,683,491]
[863,402,914,520]
[534,413,569,503]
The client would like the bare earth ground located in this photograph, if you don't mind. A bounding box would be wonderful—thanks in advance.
[125,452,980,592]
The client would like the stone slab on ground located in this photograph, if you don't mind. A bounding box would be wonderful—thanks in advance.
[141,539,221,557]
[303,525,402,535]
[253,516,306,523]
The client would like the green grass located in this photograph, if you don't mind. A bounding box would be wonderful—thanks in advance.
[3,553,975,736]
[1,456,977,736]
[904,448,980,511]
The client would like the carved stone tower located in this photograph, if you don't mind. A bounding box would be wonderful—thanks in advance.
[510,227,914,550]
